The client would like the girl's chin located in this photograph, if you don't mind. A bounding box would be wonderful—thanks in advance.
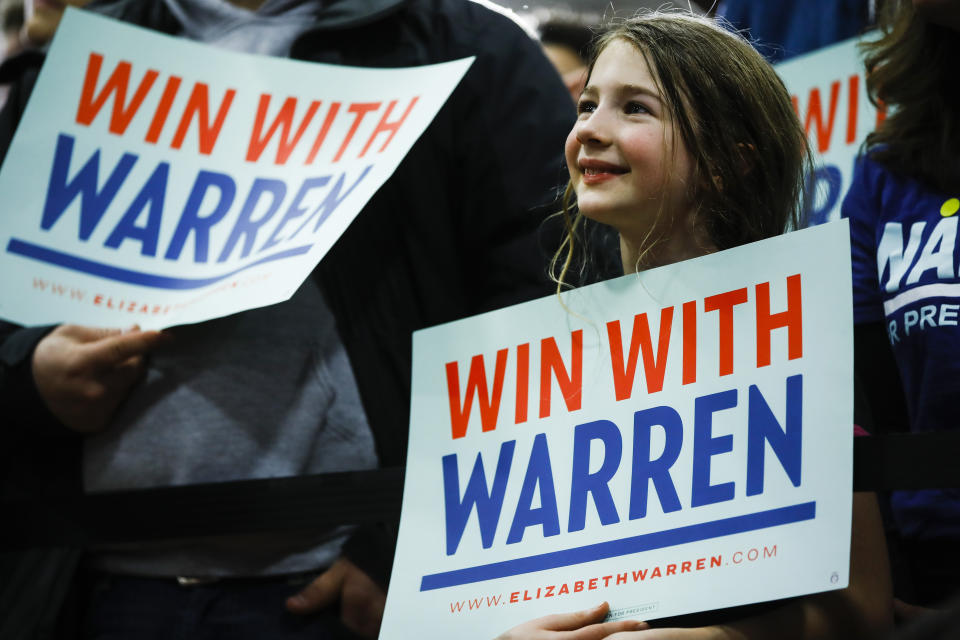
[575,203,623,229]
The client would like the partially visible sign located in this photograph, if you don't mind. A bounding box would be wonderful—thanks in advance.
[380,221,854,638]
[0,9,471,329]
[777,36,881,226]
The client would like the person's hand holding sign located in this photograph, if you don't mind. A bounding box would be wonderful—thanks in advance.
[495,602,649,640]
[286,557,387,638]
[32,324,168,433]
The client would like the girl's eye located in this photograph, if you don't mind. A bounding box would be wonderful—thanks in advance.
[576,100,597,115]
[625,101,649,115]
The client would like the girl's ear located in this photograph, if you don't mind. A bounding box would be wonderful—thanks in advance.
[706,143,756,194]
[736,142,757,176]
[710,173,724,192]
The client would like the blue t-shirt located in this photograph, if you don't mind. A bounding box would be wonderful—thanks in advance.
[842,155,960,542]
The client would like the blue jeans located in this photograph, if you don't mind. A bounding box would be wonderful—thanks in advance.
[82,572,364,640]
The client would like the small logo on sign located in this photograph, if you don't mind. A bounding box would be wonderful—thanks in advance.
[607,602,659,621]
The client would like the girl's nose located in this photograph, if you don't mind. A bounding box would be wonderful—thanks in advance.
[575,112,611,146]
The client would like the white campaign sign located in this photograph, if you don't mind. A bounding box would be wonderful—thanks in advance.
[381,222,854,638]
[777,36,880,226]
[0,9,471,329]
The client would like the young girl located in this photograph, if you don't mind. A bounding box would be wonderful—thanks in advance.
[498,11,893,639]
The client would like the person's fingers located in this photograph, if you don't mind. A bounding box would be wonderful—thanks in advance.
[286,562,346,614]
[540,602,611,631]
[339,563,386,638]
[55,324,123,342]
[85,328,168,368]
[31,325,160,433]
[893,597,934,623]
[600,634,646,640]
[102,354,148,393]
[494,604,647,640]
[565,619,649,640]
[341,596,385,639]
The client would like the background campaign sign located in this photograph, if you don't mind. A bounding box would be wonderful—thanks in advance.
[380,221,854,638]
[0,9,471,329]
[777,36,881,226]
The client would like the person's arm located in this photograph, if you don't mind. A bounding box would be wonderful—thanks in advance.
[2,322,168,435]
[0,322,162,502]
[0,323,63,437]
[853,322,908,435]
[841,156,908,437]
[683,492,893,640]
[0,57,55,437]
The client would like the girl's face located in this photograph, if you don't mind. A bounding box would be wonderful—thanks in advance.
[565,39,694,247]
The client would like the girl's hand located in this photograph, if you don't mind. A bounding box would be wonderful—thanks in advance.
[494,602,649,640]
[606,628,732,640]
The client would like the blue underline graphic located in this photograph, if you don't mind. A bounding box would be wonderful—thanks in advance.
[420,501,816,591]
[7,238,312,290]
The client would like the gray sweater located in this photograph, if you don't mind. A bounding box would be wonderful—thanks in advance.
[83,0,377,577]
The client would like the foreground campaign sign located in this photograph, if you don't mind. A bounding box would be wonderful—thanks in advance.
[778,36,881,226]
[381,221,853,638]
[0,9,470,329]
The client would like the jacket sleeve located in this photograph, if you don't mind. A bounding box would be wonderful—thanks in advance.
[0,322,64,436]
[448,3,575,312]
[340,520,398,590]
[0,54,69,441]
[335,2,577,587]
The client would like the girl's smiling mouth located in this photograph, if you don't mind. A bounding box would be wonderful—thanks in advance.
[578,159,628,183]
